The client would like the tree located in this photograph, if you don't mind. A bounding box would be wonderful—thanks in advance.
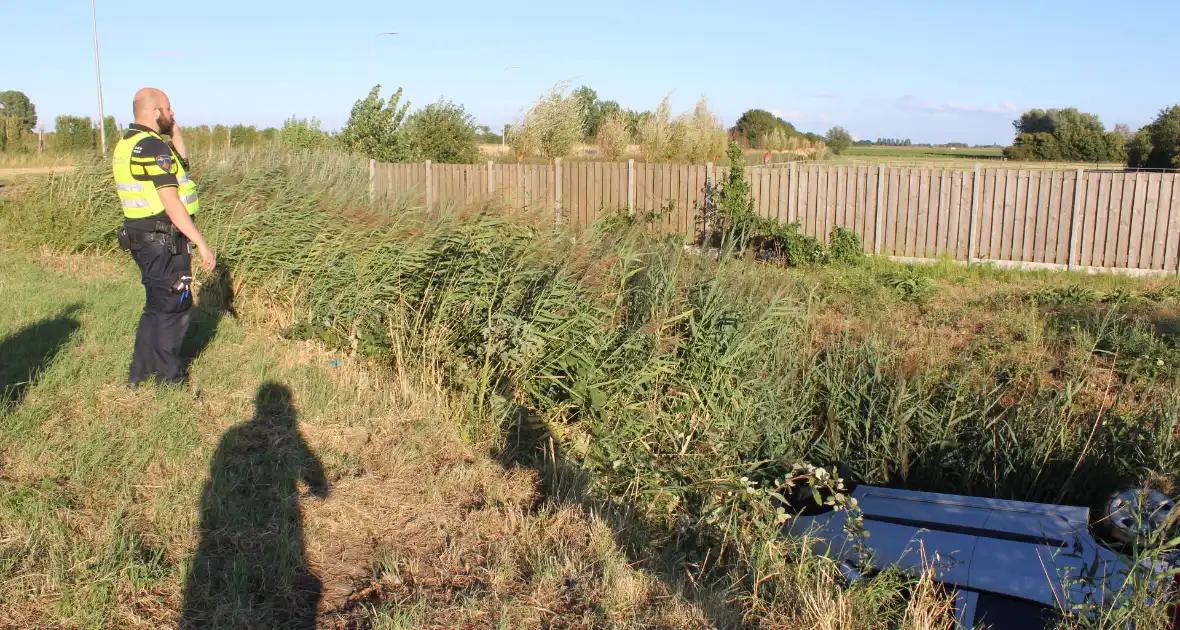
[623,109,649,137]
[825,126,853,155]
[1126,129,1153,168]
[573,85,622,140]
[732,109,797,149]
[1138,105,1180,169]
[1008,108,1123,162]
[0,91,37,133]
[595,110,629,161]
[55,115,94,151]
[402,99,480,164]
[340,85,411,162]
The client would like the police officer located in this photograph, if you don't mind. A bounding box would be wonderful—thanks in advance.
[112,87,215,387]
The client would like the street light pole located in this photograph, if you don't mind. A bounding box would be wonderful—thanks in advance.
[90,0,107,154]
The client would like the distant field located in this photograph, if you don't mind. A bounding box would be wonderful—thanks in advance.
[844,145,1005,160]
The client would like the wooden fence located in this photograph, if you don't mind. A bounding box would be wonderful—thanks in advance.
[371,159,1180,276]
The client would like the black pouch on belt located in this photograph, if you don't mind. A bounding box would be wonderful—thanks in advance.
[116,225,132,251]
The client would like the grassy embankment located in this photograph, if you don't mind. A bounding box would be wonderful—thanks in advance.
[2,148,1178,629]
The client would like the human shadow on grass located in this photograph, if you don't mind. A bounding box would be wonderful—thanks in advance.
[0,303,81,409]
[181,264,236,372]
[181,382,328,630]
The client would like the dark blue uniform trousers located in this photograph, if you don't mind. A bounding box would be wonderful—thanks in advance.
[127,223,194,386]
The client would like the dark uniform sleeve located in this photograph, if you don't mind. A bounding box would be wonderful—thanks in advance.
[167,141,189,171]
[129,136,180,189]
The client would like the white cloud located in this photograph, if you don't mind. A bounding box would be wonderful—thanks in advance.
[771,108,833,123]
[902,97,1016,115]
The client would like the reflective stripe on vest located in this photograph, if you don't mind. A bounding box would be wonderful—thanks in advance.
[111,129,199,219]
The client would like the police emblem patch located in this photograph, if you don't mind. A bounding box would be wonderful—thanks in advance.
[155,154,174,172]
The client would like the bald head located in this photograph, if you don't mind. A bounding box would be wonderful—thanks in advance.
[133,88,175,134]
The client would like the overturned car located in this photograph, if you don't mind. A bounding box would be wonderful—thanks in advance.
[782,469,1179,629]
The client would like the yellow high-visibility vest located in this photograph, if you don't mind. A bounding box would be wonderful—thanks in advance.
[111,129,199,219]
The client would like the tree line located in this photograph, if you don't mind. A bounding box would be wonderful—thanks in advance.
[1003,106,1180,169]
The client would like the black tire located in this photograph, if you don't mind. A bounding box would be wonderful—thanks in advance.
[1090,486,1177,551]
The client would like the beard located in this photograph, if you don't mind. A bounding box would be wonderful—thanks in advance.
[156,113,174,136]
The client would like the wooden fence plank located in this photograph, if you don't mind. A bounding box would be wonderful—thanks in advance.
[978,169,997,260]
[928,169,942,256]
[1076,172,1098,266]
[856,167,868,240]
[1146,173,1165,269]
[1019,169,1034,261]
[662,163,674,233]
[831,167,843,227]
[1101,174,1125,267]
[1152,175,1172,269]
[1030,171,1049,263]
[1156,174,1176,270]
[949,171,964,258]
[807,166,819,236]
[1165,175,1180,272]
[819,167,830,233]
[896,168,910,256]
[885,168,901,255]
[914,169,930,258]
[762,167,774,218]
[901,169,917,257]
[1129,172,1154,269]
[999,170,1017,261]
[935,169,949,255]
[1089,173,1112,267]
[1054,171,1074,266]
[1121,173,1146,268]
[775,167,786,222]
[803,166,816,236]
[1040,171,1060,264]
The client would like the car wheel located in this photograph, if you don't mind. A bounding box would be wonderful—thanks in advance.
[1091,486,1177,550]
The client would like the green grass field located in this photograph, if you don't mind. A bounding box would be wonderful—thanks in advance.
[2,149,1179,629]
[844,145,1005,160]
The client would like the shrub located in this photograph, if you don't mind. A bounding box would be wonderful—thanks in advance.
[595,110,629,162]
[828,227,865,264]
[511,82,583,161]
[340,85,410,162]
[677,96,727,164]
[637,95,675,162]
[279,116,329,150]
[402,99,480,164]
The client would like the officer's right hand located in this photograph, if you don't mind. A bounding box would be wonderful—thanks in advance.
[197,244,216,271]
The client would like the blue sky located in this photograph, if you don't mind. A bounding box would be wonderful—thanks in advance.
[4,0,1178,145]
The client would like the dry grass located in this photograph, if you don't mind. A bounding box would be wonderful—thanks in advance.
[0,248,718,629]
